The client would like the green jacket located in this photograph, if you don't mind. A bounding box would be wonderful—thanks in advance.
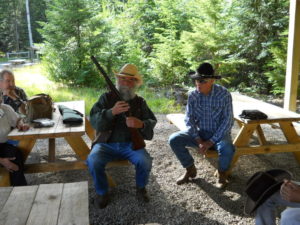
[90,92,157,144]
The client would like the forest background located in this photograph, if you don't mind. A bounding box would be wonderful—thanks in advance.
[0,0,291,97]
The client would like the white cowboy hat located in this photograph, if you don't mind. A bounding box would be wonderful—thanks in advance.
[114,64,143,86]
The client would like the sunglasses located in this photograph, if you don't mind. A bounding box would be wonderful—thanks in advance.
[196,79,209,84]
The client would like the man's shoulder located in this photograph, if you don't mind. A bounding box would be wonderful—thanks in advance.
[188,89,198,96]
[135,94,146,101]
[214,84,228,91]
[98,91,115,100]
[15,86,27,99]
[214,84,230,95]
[15,86,25,92]
[1,103,15,113]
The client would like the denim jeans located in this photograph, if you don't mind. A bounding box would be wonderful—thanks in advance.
[168,130,235,171]
[255,191,300,225]
[6,139,19,146]
[86,142,152,195]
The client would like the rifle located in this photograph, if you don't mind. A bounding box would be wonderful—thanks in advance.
[91,55,146,150]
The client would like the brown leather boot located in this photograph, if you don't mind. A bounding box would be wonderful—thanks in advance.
[136,187,150,203]
[95,193,110,209]
[176,164,197,185]
[215,170,228,189]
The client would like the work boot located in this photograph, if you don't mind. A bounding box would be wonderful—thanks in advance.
[95,193,110,209]
[215,170,229,189]
[136,187,150,203]
[176,164,197,185]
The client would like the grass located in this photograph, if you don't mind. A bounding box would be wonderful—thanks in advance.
[12,64,182,114]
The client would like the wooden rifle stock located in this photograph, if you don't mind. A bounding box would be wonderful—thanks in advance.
[91,56,146,150]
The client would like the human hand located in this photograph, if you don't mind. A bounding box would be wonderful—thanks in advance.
[126,116,144,128]
[198,140,214,155]
[3,88,18,99]
[18,123,30,131]
[280,179,300,203]
[17,119,30,131]
[111,101,130,115]
[0,157,19,172]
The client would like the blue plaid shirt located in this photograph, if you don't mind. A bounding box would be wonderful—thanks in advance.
[185,84,234,143]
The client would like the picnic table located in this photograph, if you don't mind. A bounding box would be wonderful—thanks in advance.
[0,181,89,225]
[8,59,26,65]
[0,101,90,186]
[0,100,129,187]
[167,92,300,170]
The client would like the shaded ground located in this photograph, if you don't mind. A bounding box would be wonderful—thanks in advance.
[24,114,300,225]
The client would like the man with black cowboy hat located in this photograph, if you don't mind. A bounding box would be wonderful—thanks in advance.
[168,62,235,188]
[245,169,300,225]
[87,63,157,209]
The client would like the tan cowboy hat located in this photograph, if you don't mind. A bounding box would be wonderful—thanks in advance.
[244,169,292,215]
[114,64,143,86]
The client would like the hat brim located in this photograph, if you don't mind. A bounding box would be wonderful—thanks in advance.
[113,71,143,86]
[244,182,282,215]
[244,169,292,215]
[190,73,221,80]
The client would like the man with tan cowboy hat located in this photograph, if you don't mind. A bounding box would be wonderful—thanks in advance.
[168,62,235,188]
[244,169,300,225]
[87,63,157,209]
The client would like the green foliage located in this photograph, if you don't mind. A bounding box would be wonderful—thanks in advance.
[148,0,193,86]
[1,0,292,96]
[231,0,289,94]
[0,0,47,52]
[13,64,180,114]
[39,0,108,87]
[0,0,26,52]
[264,30,288,95]
[180,0,245,87]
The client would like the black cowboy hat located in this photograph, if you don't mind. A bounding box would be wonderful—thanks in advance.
[189,62,221,80]
[244,169,292,215]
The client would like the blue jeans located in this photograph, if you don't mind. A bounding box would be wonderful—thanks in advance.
[86,142,152,195]
[6,139,19,146]
[168,131,235,171]
[255,191,300,225]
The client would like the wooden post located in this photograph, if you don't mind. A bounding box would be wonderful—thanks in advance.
[284,0,300,111]
[48,138,55,162]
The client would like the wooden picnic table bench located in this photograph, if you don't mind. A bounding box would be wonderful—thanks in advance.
[0,181,89,225]
[0,100,130,187]
[8,59,26,65]
[167,92,300,171]
[0,101,90,186]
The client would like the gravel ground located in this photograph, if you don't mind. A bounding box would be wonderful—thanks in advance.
[25,114,300,225]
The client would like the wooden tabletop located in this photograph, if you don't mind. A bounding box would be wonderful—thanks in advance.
[8,100,86,140]
[231,92,300,123]
[0,181,89,225]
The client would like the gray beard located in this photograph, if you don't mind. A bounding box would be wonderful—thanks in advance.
[117,84,136,101]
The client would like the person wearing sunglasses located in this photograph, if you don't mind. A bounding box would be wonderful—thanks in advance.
[0,91,29,186]
[168,62,235,188]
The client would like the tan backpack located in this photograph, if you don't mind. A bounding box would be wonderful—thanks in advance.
[26,94,54,122]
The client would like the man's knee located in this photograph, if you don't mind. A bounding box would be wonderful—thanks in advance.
[218,141,235,156]
[87,150,105,170]
[136,152,152,171]
[281,208,300,225]
[168,131,186,147]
